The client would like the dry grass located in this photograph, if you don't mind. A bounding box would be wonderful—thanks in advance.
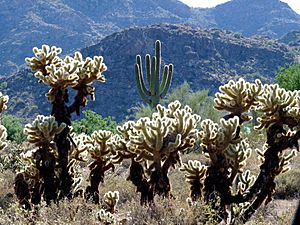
[0,131,299,225]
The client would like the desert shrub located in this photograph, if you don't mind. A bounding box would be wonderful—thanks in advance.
[131,81,220,122]
[275,64,300,91]
[72,110,117,134]
[0,143,24,172]
[123,197,218,225]
[274,168,300,199]
[1,114,26,144]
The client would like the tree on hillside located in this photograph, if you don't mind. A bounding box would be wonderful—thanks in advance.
[130,81,220,122]
[72,110,117,134]
[275,64,300,90]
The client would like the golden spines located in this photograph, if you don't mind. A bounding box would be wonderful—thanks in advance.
[110,122,136,164]
[215,78,262,115]
[103,190,119,213]
[24,115,66,145]
[25,45,62,73]
[86,130,113,160]
[237,170,256,193]
[0,125,7,151]
[96,209,115,224]
[0,92,9,113]
[180,160,207,184]
[199,116,240,153]
[255,84,300,129]
[225,140,252,173]
[26,45,107,103]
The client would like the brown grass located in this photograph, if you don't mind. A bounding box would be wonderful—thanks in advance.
[0,131,299,225]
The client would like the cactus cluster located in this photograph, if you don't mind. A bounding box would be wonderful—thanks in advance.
[32,44,105,198]
[26,45,106,105]
[110,101,201,203]
[184,78,300,223]
[5,41,300,224]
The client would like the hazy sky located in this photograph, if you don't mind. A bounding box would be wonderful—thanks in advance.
[179,0,300,15]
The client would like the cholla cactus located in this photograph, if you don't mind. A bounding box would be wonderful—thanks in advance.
[237,170,256,194]
[67,133,91,197]
[15,115,66,207]
[110,121,153,205]
[255,83,300,129]
[96,209,115,225]
[197,78,300,223]
[24,44,107,200]
[180,160,207,201]
[102,191,119,213]
[123,101,201,200]
[215,78,262,117]
[84,130,114,204]
[0,125,7,151]
[225,140,252,177]
[24,115,66,145]
[25,45,62,74]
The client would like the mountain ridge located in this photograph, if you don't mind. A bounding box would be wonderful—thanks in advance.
[1,0,300,75]
[1,24,296,121]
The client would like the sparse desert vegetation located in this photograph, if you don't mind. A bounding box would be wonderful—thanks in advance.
[0,42,300,225]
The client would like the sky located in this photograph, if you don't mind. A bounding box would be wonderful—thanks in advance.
[179,0,300,15]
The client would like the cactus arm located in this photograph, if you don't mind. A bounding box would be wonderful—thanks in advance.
[159,65,169,93]
[135,63,151,105]
[146,54,151,84]
[160,64,173,98]
[154,40,161,107]
[149,56,157,96]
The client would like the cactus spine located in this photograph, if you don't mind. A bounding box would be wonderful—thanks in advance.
[135,40,173,108]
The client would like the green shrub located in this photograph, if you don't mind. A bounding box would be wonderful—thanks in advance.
[131,81,220,122]
[72,110,117,134]
[275,64,300,91]
[1,114,26,144]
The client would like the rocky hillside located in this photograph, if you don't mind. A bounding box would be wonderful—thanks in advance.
[1,0,300,75]
[1,24,296,121]
[209,0,300,38]
[0,0,189,75]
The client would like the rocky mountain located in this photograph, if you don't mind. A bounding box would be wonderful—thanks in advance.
[280,30,300,46]
[0,0,190,75]
[210,0,300,38]
[1,0,300,75]
[1,24,296,121]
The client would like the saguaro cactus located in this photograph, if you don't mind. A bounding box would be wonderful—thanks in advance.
[135,40,173,108]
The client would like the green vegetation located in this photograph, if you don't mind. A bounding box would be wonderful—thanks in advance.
[0,43,299,225]
[72,110,117,134]
[135,40,173,108]
[1,115,26,144]
[132,81,220,122]
[275,64,300,90]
